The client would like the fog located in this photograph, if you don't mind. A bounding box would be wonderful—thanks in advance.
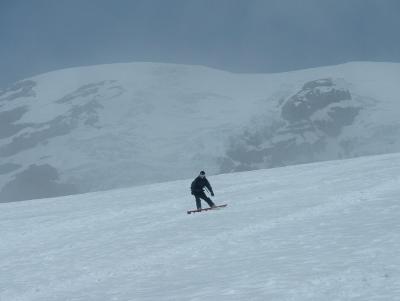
[1,0,400,86]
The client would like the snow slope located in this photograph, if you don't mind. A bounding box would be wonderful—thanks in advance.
[1,153,400,300]
[1,61,400,202]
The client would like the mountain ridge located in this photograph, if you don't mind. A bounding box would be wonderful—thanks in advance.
[1,61,400,202]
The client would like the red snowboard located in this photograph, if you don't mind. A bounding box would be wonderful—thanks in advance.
[187,204,227,214]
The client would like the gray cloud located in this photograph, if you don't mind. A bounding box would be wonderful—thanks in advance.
[0,0,399,86]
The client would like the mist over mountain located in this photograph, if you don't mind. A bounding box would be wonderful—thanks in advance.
[1,61,400,202]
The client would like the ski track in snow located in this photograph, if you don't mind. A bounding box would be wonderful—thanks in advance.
[1,153,400,300]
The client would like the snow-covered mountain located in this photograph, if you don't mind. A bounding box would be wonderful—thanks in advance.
[1,153,400,300]
[1,62,400,202]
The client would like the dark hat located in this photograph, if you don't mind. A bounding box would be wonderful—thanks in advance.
[199,171,206,175]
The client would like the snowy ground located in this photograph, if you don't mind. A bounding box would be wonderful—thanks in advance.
[1,153,400,300]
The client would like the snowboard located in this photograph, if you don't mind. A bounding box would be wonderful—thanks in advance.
[187,204,227,214]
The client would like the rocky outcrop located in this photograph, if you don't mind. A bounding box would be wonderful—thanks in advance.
[0,80,36,104]
[0,164,78,203]
[221,78,362,172]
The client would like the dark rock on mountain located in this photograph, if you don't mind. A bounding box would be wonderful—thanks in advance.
[221,78,362,172]
[0,164,78,202]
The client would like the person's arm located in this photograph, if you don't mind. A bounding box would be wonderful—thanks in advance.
[191,180,195,194]
[205,179,214,196]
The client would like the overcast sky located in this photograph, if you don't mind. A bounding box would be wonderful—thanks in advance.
[1,0,399,86]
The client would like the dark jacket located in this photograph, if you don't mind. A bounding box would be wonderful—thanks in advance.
[191,176,214,195]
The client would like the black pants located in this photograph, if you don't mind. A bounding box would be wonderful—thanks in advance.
[194,191,215,209]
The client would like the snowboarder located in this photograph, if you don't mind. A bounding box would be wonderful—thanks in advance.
[191,171,216,210]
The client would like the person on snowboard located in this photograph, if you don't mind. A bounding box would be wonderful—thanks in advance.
[191,171,216,210]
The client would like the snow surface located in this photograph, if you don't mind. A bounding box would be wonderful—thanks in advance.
[1,153,400,300]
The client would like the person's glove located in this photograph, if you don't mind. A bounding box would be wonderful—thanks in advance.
[211,192,215,197]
